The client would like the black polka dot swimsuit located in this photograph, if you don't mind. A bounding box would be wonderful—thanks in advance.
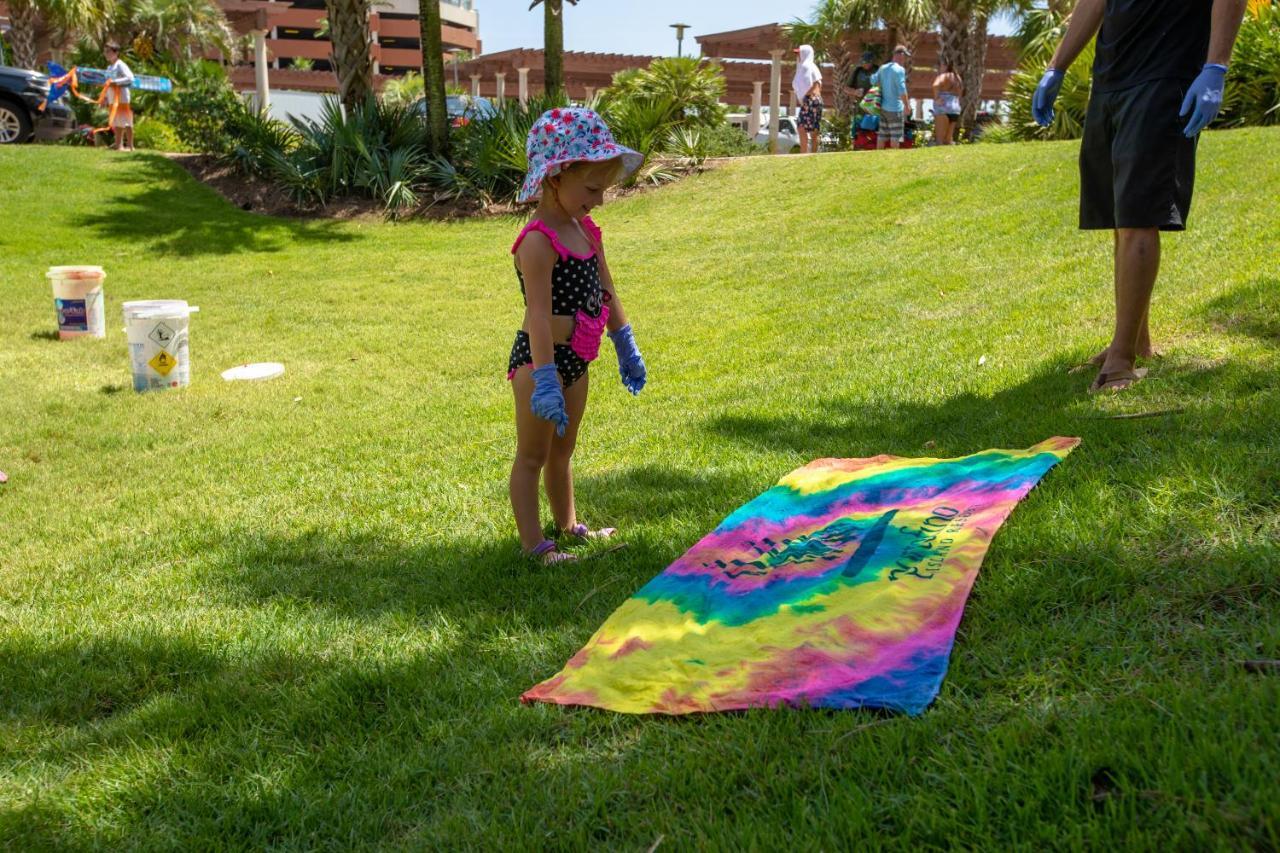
[507,216,610,388]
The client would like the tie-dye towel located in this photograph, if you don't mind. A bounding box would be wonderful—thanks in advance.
[523,437,1079,715]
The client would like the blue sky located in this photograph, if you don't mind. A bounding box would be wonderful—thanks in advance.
[476,0,1016,58]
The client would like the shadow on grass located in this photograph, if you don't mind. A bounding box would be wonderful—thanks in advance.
[1202,276,1280,347]
[3,345,1278,846]
[67,154,357,257]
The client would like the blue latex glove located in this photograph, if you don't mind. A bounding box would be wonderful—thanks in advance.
[608,324,646,395]
[1180,64,1228,137]
[529,363,568,436]
[1032,68,1065,127]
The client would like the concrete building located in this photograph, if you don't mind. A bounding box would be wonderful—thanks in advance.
[211,0,479,121]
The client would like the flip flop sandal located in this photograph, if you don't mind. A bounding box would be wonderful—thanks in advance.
[528,539,576,566]
[1070,349,1165,374]
[564,523,617,541]
[1088,367,1148,394]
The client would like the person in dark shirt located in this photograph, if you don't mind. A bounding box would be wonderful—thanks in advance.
[846,52,877,100]
[1031,0,1248,393]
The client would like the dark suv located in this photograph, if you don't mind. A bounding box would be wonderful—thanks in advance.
[0,65,77,144]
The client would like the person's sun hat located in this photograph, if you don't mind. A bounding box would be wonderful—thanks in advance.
[518,107,644,204]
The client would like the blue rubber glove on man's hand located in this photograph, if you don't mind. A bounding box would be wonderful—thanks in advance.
[1180,64,1227,137]
[608,324,646,395]
[1032,68,1065,127]
[529,363,568,436]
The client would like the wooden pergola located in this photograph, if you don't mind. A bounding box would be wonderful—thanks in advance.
[697,23,1017,102]
[219,0,288,111]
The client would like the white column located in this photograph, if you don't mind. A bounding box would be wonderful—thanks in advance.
[584,86,596,102]
[253,30,270,113]
[471,74,481,98]
[495,72,506,105]
[749,81,763,139]
[271,26,280,69]
[768,49,783,154]
[517,67,530,107]
[788,91,796,114]
[914,98,923,120]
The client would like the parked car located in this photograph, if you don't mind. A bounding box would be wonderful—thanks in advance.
[0,65,77,144]
[754,115,801,154]
[413,94,497,128]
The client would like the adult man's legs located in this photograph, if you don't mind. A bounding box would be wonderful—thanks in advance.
[1081,230,1156,368]
[1094,227,1159,390]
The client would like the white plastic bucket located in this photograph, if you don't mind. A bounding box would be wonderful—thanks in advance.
[122,300,199,392]
[48,266,106,339]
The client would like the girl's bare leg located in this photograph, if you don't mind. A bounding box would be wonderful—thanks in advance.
[510,365,555,551]
[545,370,588,532]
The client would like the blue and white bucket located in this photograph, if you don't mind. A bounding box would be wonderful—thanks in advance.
[48,265,106,339]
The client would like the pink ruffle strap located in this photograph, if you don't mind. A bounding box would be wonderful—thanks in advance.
[569,304,610,363]
[511,220,596,262]
[580,215,603,250]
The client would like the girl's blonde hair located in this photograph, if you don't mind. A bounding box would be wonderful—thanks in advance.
[545,156,628,194]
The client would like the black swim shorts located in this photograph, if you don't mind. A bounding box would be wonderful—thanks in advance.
[1079,78,1198,231]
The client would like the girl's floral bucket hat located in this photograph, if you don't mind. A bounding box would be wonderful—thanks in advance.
[518,107,644,203]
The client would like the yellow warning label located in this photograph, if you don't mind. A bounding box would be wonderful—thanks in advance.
[149,350,178,376]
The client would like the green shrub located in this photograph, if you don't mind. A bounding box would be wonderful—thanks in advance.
[382,72,425,109]
[132,117,189,152]
[997,40,1094,142]
[1217,3,1280,128]
[161,62,248,154]
[424,96,555,205]
[222,107,299,177]
[275,96,432,214]
[697,122,766,157]
[596,57,727,130]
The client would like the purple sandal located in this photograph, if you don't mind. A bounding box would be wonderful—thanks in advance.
[565,523,617,541]
[528,539,576,565]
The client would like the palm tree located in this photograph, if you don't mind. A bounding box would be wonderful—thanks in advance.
[107,0,234,61]
[957,0,1029,132]
[5,0,45,69]
[847,0,935,66]
[325,0,374,111]
[530,0,578,105]
[4,0,113,70]
[418,0,449,155]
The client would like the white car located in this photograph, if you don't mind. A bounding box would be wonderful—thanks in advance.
[754,116,801,154]
[725,112,802,154]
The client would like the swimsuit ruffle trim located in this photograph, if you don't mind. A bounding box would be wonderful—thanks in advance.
[511,216,602,262]
[509,217,599,261]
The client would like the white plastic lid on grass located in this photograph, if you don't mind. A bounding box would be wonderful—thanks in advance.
[221,362,285,382]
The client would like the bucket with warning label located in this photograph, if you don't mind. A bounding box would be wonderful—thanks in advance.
[48,266,106,339]
[122,300,199,392]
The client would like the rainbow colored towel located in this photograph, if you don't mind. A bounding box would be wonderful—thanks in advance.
[523,437,1079,715]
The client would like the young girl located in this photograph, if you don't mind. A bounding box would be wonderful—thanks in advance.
[508,108,647,565]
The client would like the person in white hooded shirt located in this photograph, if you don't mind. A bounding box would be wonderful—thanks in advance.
[792,44,823,154]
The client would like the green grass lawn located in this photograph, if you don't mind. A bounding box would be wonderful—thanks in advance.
[1,133,1278,848]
